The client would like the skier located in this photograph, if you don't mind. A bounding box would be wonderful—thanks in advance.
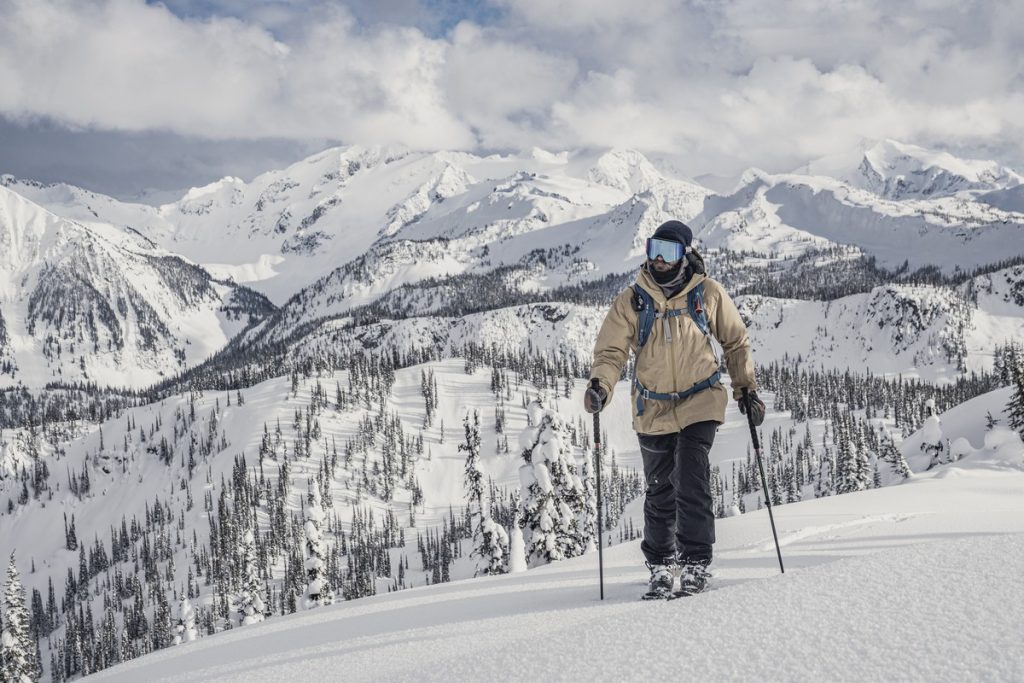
[585,220,764,598]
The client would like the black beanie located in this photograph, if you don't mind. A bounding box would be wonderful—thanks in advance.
[652,220,693,247]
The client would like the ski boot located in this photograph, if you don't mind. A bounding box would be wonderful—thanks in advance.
[641,561,678,600]
[676,558,712,596]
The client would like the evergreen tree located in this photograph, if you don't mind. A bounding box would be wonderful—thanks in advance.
[235,530,266,625]
[920,400,947,469]
[517,400,584,566]
[461,412,508,575]
[1,552,39,682]
[834,416,858,494]
[506,506,528,573]
[577,447,599,553]
[879,435,912,481]
[851,422,872,492]
[173,597,198,645]
[1006,366,1024,439]
[303,484,333,608]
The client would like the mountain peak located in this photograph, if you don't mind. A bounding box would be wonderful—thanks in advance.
[178,176,246,204]
[586,148,664,195]
[857,139,1022,199]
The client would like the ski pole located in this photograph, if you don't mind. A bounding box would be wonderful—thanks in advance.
[590,379,605,600]
[743,388,784,574]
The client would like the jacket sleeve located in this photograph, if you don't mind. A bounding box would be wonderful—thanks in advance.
[708,280,757,400]
[590,288,637,402]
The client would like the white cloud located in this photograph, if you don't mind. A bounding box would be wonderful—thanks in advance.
[0,0,474,148]
[1,0,1022,178]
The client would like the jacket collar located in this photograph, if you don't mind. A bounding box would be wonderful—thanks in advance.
[637,267,705,306]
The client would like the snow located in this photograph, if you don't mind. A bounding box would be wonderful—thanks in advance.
[90,444,1024,682]
[3,137,1024,681]
[858,139,1023,197]
[693,162,1024,274]
[11,377,995,681]
[0,185,270,388]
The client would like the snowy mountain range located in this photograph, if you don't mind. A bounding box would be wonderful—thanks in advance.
[1,139,1023,682]
[3,140,1023,390]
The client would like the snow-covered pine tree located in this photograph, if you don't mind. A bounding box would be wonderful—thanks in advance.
[1006,366,1024,439]
[834,416,857,494]
[879,434,912,481]
[507,505,527,573]
[475,515,510,576]
[173,596,198,645]
[303,483,334,608]
[1,552,39,682]
[461,411,508,575]
[577,447,599,553]
[517,400,584,566]
[920,400,947,469]
[851,421,872,491]
[235,530,266,625]
[815,450,834,498]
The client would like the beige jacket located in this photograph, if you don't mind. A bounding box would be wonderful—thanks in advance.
[590,268,757,435]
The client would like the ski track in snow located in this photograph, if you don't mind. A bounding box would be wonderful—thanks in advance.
[744,511,924,552]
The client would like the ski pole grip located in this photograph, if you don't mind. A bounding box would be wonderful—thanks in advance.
[589,378,603,412]
[741,387,760,449]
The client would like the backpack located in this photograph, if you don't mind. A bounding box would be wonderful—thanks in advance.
[629,281,722,416]
[631,281,710,347]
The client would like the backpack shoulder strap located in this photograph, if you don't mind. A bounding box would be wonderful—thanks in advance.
[630,284,656,348]
[687,282,710,336]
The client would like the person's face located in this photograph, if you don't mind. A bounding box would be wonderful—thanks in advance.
[649,256,676,273]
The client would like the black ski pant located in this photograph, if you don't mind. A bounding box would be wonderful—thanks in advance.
[638,420,718,566]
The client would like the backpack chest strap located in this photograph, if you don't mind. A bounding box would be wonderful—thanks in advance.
[657,308,685,342]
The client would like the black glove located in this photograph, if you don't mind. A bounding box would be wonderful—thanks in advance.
[739,390,765,427]
[584,382,607,414]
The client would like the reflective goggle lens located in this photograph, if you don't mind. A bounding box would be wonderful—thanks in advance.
[646,237,686,263]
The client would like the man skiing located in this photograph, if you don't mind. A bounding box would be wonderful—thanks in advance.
[585,220,764,598]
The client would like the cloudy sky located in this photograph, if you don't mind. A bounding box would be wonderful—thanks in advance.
[1,0,1022,200]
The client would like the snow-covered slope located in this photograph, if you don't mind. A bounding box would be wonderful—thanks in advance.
[694,162,1024,273]
[10,147,709,307]
[733,264,1024,381]
[74,384,1024,683]
[737,283,974,381]
[94,532,1024,682]
[853,139,1024,199]
[706,175,1024,272]
[3,137,1022,396]
[978,184,1024,213]
[219,258,1024,391]
[0,185,273,388]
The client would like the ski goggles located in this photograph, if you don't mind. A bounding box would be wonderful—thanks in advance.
[645,237,690,264]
